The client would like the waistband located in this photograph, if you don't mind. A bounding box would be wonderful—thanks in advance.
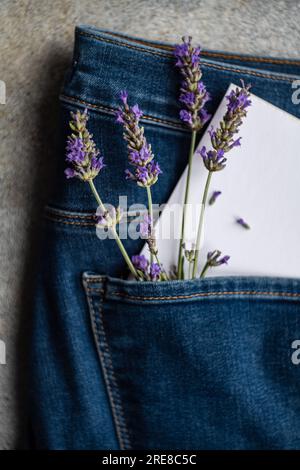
[61,25,300,130]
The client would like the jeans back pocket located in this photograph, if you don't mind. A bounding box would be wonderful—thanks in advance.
[82,273,300,450]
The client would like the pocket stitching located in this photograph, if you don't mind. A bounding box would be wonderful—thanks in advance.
[109,290,300,301]
[83,277,132,450]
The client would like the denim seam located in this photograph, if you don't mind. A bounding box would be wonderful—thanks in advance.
[79,31,300,66]
[83,278,132,450]
[44,208,95,220]
[44,211,143,226]
[98,31,300,65]
[77,31,297,83]
[109,290,300,301]
[44,214,96,226]
[60,94,187,130]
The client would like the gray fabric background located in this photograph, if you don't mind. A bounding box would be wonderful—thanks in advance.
[0,0,299,449]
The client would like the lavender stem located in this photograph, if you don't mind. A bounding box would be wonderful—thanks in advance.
[177,129,197,279]
[88,180,139,279]
[192,170,212,278]
[188,260,193,280]
[200,260,210,278]
[146,186,154,265]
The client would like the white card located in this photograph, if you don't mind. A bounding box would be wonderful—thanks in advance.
[140,83,300,278]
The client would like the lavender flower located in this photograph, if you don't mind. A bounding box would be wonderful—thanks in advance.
[198,83,251,171]
[150,263,161,281]
[209,190,222,205]
[96,206,123,228]
[115,92,161,188]
[174,36,211,131]
[236,217,250,229]
[132,254,149,275]
[199,250,230,278]
[206,250,230,267]
[139,213,152,238]
[131,255,162,281]
[65,109,105,181]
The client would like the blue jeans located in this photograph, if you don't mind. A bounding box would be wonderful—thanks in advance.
[30,25,300,450]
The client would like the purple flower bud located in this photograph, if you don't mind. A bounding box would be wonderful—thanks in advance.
[199,108,212,125]
[207,250,230,267]
[179,92,196,106]
[116,93,161,188]
[150,263,161,281]
[179,109,193,125]
[115,109,125,124]
[66,136,85,164]
[132,254,149,273]
[65,109,105,181]
[198,146,227,172]
[236,218,250,229]
[91,156,105,171]
[199,82,251,172]
[64,168,76,179]
[131,104,143,120]
[220,255,230,264]
[139,214,152,238]
[209,190,222,205]
[120,90,128,104]
[226,88,252,114]
[174,36,211,131]
[231,137,242,148]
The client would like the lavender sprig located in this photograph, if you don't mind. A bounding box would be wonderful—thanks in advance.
[200,250,230,278]
[116,91,164,272]
[65,109,105,181]
[192,82,251,278]
[174,36,211,279]
[198,83,252,172]
[65,108,139,279]
[174,36,211,131]
[132,255,162,281]
[116,91,161,188]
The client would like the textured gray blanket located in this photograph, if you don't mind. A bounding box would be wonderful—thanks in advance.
[0,0,299,449]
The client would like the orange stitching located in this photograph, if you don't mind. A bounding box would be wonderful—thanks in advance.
[201,62,296,83]
[109,290,300,301]
[96,30,300,66]
[82,277,131,449]
[44,214,95,226]
[78,30,171,58]
[60,94,186,130]
[85,288,105,294]
[44,208,95,220]
[77,31,298,83]
[202,51,300,66]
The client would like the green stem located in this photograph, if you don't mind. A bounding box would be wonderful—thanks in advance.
[200,261,210,278]
[147,186,169,280]
[188,260,192,280]
[146,186,154,265]
[192,171,212,278]
[88,180,139,279]
[177,130,197,279]
[154,253,169,281]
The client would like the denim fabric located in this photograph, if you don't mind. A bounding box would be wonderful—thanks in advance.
[30,25,300,450]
